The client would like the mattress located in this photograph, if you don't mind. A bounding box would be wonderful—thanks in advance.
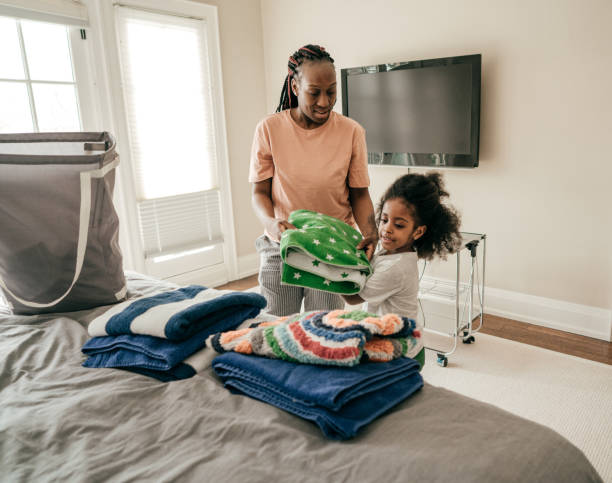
[0,272,602,482]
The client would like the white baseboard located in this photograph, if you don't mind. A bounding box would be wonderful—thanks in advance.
[483,286,611,342]
[165,263,229,288]
[420,277,611,342]
[235,252,259,280]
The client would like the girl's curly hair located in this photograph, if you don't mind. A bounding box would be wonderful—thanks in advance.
[377,172,462,260]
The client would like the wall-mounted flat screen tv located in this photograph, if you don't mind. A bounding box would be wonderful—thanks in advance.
[341,54,481,168]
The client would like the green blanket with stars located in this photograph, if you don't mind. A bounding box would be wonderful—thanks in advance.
[280,210,372,294]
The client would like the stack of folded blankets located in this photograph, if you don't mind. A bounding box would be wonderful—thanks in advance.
[280,209,372,294]
[82,284,425,440]
[210,309,425,440]
[82,285,267,381]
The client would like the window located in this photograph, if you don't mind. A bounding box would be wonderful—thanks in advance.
[87,0,237,286]
[0,16,81,132]
[0,0,237,287]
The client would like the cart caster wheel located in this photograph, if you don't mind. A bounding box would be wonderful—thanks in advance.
[436,354,448,367]
[462,335,475,344]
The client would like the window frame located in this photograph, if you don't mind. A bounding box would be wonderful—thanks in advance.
[0,16,94,133]
[83,0,238,286]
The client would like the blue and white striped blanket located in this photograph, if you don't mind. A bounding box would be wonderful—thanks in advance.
[87,285,267,341]
[82,308,260,381]
[82,285,267,381]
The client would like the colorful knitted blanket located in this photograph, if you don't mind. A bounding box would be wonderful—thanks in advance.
[209,309,423,366]
[280,210,372,294]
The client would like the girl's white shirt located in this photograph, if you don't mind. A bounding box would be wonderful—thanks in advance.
[359,250,419,320]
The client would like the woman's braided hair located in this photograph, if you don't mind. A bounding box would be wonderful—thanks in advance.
[276,44,335,113]
[377,172,463,260]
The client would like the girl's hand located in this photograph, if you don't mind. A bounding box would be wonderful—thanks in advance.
[266,218,296,241]
[357,234,378,261]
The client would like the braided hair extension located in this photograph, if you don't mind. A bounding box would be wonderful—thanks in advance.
[275,44,335,113]
[376,172,463,260]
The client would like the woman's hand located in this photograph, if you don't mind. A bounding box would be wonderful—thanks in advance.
[357,234,378,261]
[265,218,296,242]
[348,187,378,261]
[252,180,296,241]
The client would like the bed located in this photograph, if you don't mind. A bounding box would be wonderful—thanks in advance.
[0,272,602,482]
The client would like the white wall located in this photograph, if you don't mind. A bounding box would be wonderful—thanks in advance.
[255,0,611,313]
[203,0,611,337]
[194,0,268,263]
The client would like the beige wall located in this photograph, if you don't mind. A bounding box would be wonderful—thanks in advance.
[195,0,269,258]
[204,0,611,311]
[252,0,611,311]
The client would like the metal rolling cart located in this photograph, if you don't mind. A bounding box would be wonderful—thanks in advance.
[417,232,486,367]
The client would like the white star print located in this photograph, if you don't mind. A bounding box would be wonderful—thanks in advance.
[293,272,302,279]
[343,249,350,254]
[329,237,336,244]
[326,254,334,261]
[323,279,331,285]
[313,239,321,245]
[353,234,358,239]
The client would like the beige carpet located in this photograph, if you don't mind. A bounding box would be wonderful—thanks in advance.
[421,331,612,482]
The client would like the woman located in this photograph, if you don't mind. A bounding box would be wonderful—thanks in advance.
[249,44,377,316]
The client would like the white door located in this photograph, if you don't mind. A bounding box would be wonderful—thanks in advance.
[85,0,238,287]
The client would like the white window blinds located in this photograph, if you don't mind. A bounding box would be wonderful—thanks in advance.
[115,5,223,266]
[137,190,222,258]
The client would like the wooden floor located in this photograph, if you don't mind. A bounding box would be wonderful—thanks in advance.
[478,313,611,365]
[217,274,259,292]
[217,275,612,366]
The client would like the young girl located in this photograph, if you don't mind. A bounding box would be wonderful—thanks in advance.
[342,172,462,322]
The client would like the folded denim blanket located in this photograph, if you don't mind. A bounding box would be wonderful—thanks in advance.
[210,309,423,366]
[212,352,424,440]
[82,303,262,381]
[87,285,267,341]
[280,210,372,294]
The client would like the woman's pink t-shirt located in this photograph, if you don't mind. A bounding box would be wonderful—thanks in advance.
[249,110,370,239]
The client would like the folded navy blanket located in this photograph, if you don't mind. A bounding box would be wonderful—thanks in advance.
[88,285,267,341]
[212,353,423,440]
[82,287,266,381]
[82,303,262,380]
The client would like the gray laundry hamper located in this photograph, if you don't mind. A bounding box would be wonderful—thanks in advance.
[0,132,127,315]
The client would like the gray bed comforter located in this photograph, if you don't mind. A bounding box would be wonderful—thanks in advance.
[0,273,602,483]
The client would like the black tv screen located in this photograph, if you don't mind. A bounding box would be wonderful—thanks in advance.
[341,54,481,168]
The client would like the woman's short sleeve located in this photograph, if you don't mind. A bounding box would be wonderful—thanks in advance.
[347,125,370,188]
[249,120,274,182]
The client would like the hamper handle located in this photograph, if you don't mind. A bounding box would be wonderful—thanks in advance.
[0,157,120,308]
